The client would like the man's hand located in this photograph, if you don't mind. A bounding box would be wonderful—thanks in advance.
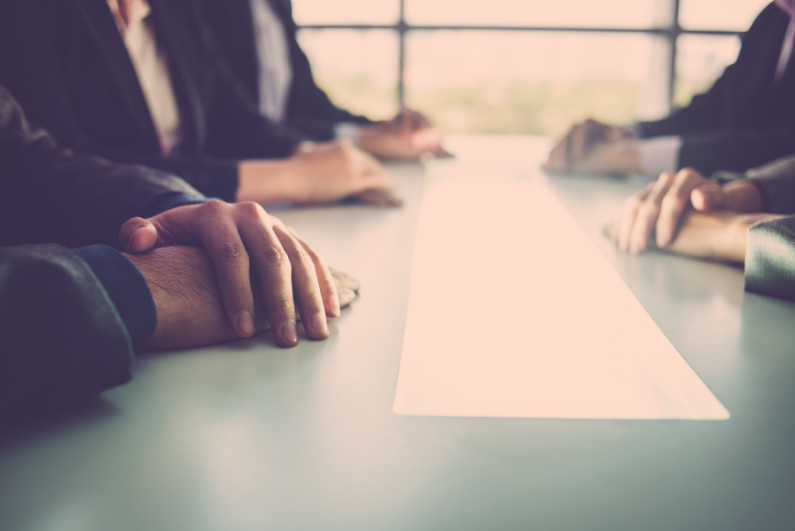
[125,247,360,350]
[119,201,338,347]
[238,140,402,206]
[658,211,781,263]
[358,108,445,160]
[544,118,629,172]
[609,168,766,254]
[126,246,264,349]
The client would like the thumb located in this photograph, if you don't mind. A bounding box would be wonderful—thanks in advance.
[119,217,159,252]
[691,182,727,212]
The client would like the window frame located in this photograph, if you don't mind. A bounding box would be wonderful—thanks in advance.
[297,0,745,115]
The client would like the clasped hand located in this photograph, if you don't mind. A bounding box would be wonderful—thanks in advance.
[119,200,345,348]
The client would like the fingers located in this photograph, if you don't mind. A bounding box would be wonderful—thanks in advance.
[354,188,403,207]
[655,168,709,247]
[569,122,592,166]
[193,202,257,338]
[268,220,329,341]
[284,223,341,320]
[691,180,728,211]
[232,205,300,347]
[544,135,572,171]
[628,172,676,253]
[613,185,650,252]
[329,267,361,293]
[119,217,159,252]
[545,120,598,171]
[338,288,357,308]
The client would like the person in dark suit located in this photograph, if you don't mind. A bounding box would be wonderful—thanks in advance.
[198,0,445,161]
[0,85,355,419]
[545,1,795,178]
[0,0,398,206]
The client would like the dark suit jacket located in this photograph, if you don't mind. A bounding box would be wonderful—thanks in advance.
[638,2,795,175]
[198,0,373,141]
[0,0,307,201]
[0,85,199,419]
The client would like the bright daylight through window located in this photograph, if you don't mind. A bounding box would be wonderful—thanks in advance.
[294,0,771,136]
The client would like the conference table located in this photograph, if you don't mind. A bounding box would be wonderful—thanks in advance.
[2,136,794,531]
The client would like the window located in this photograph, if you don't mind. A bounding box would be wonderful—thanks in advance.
[294,0,768,134]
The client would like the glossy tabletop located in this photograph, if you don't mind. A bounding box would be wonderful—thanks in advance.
[2,136,794,531]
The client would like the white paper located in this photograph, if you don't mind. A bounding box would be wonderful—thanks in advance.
[393,181,729,420]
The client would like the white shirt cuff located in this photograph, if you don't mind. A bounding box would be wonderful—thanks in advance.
[638,135,683,176]
[334,122,361,147]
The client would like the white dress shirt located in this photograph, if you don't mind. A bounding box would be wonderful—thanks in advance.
[249,0,293,123]
[107,0,182,155]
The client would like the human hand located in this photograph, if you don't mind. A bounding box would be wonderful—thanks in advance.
[119,201,338,347]
[359,108,443,160]
[609,168,765,254]
[659,210,781,263]
[292,139,402,206]
[544,118,628,172]
[546,138,640,175]
[126,246,267,349]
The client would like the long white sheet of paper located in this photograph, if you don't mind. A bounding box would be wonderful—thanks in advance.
[393,181,729,420]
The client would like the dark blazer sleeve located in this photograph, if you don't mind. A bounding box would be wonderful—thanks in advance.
[635,3,795,174]
[0,84,203,248]
[0,244,134,421]
[745,216,795,302]
[676,125,795,176]
[161,0,308,161]
[743,156,795,214]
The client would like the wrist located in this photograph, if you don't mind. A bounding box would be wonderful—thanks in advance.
[237,159,301,204]
[724,179,764,212]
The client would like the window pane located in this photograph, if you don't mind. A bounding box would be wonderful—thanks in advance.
[405,31,669,136]
[679,0,771,31]
[292,0,399,25]
[405,0,668,29]
[297,30,399,119]
[674,35,740,108]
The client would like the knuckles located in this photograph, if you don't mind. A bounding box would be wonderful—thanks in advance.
[220,241,246,263]
[260,245,287,266]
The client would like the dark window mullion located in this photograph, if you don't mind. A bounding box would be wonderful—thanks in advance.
[667,0,682,112]
[398,0,406,107]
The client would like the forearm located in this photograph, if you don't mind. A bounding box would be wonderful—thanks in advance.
[677,127,795,175]
[237,157,309,204]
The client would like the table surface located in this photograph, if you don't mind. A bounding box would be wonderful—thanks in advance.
[2,136,794,531]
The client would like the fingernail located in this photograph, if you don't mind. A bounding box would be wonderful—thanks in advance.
[328,291,341,317]
[281,320,298,344]
[310,312,328,337]
[125,225,144,249]
[237,312,255,336]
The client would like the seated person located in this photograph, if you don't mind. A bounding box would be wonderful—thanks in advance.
[545,1,795,177]
[199,0,445,161]
[0,85,357,419]
[607,157,795,302]
[0,0,398,206]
